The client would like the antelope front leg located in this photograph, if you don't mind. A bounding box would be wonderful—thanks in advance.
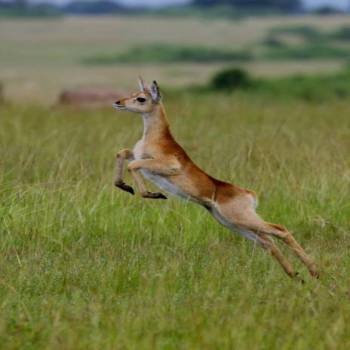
[127,159,179,199]
[114,149,135,195]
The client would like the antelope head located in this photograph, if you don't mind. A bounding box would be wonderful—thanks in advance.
[113,77,161,114]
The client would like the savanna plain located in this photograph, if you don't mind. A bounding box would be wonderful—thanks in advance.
[0,15,350,350]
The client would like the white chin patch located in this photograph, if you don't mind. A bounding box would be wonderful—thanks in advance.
[112,103,124,110]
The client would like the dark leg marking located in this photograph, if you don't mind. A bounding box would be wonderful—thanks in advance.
[142,191,167,199]
[115,181,135,195]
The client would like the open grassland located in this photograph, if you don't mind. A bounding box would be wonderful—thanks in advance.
[1,15,349,104]
[0,92,349,349]
[1,13,350,349]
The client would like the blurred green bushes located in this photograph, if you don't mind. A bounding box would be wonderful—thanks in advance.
[264,44,350,60]
[269,25,323,41]
[84,24,350,66]
[330,26,350,41]
[84,44,252,64]
[262,25,350,60]
[208,66,350,101]
[268,24,350,43]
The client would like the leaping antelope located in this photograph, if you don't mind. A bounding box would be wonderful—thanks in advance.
[113,78,319,279]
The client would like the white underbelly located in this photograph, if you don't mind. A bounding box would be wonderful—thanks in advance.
[141,170,191,201]
[209,205,258,243]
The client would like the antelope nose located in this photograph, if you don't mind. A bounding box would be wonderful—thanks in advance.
[115,100,121,105]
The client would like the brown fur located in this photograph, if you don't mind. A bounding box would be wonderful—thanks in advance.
[113,80,319,280]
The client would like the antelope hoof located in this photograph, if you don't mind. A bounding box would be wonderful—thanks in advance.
[310,269,320,279]
[115,181,135,195]
[142,191,167,199]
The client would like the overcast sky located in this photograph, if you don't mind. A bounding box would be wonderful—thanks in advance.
[29,0,349,10]
[305,0,348,8]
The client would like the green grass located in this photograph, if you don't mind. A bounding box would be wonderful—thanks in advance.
[0,92,349,349]
[256,70,350,100]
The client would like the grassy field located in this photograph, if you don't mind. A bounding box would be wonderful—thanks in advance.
[1,13,350,349]
[0,91,349,349]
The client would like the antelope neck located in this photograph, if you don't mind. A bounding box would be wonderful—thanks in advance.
[141,104,171,141]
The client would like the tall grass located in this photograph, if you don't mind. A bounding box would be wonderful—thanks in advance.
[0,92,349,349]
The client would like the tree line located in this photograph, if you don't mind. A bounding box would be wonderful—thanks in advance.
[192,0,303,12]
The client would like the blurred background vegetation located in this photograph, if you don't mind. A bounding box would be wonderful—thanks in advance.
[1,0,350,103]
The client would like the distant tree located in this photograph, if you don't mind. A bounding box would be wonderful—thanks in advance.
[192,0,302,12]
[0,0,61,16]
[312,6,343,15]
[13,0,28,9]
[192,0,226,6]
[63,0,125,15]
[0,1,13,9]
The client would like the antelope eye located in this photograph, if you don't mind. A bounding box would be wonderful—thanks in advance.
[136,97,146,103]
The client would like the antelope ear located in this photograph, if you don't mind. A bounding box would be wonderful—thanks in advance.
[138,76,146,92]
[150,80,161,103]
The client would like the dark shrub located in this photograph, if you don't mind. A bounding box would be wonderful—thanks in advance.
[263,36,285,48]
[210,68,252,91]
[331,26,350,41]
